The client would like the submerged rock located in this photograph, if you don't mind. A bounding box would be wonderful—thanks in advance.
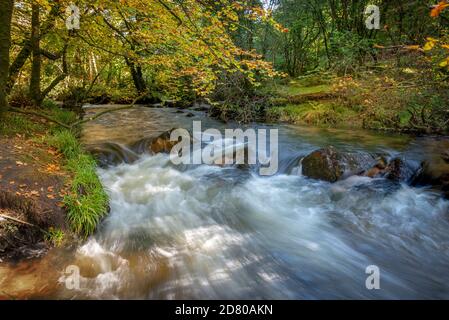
[88,142,140,167]
[301,146,377,182]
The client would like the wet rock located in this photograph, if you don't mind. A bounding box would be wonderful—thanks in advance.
[301,146,377,182]
[192,102,211,112]
[384,158,420,182]
[363,157,387,178]
[193,107,209,112]
[144,103,164,108]
[150,129,184,154]
[412,154,449,199]
[135,95,162,104]
[364,157,419,183]
[164,100,184,108]
[212,145,252,170]
[186,113,195,118]
[88,142,139,167]
[129,137,154,154]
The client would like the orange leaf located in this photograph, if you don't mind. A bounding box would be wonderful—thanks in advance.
[431,1,449,17]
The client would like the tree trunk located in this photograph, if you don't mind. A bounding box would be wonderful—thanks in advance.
[7,4,61,94]
[29,3,42,106]
[125,58,147,94]
[0,0,14,117]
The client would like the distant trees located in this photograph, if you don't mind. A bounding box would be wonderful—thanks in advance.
[247,0,447,76]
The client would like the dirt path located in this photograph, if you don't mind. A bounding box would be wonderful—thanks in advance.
[0,133,69,261]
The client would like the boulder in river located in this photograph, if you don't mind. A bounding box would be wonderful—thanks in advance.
[364,157,420,183]
[384,157,420,182]
[412,152,449,199]
[88,142,140,167]
[301,146,377,182]
[150,129,186,154]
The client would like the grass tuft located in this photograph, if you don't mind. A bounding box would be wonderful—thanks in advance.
[44,228,65,247]
[46,130,81,159]
[43,108,109,238]
[0,113,43,136]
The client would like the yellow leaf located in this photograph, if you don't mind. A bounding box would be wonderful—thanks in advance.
[423,41,435,51]
[405,45,420,50]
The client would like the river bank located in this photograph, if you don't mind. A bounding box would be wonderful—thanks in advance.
[0,105,108,263]
[202,63,448,135]
[266,70,448,134]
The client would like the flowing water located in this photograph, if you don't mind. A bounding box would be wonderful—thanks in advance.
[1,105,449,299]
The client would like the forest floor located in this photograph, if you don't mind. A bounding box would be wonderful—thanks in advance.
[0,114,69,261]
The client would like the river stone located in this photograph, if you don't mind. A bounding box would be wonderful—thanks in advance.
[384,157,420,182]
[301,146,377,182]
[364,157,420,183]
[150,129,180,154]
[88,142,140,167]
[412,152,449,199]
[363,157,387,178]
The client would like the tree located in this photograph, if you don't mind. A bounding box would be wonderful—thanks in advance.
[28,2,69,106]
[0,0,14,117]
[29,2,41,105]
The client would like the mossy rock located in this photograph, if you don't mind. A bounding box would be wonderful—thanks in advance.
[301,146,377,182]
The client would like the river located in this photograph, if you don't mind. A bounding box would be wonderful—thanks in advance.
[1,105,449,299]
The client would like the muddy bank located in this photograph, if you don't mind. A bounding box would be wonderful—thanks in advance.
[0,136,68,261]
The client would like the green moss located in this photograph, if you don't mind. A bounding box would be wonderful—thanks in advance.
[268,101,357,127]
[274,83,332,97]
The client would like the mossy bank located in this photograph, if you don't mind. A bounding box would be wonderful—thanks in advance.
[0,102,108,260]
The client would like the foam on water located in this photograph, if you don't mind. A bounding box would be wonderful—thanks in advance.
[62,151,449,299]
